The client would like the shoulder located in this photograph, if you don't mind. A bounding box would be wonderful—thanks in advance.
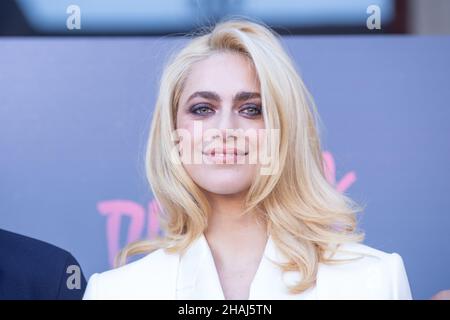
[0,228,72,261]
[317,242,413,300]
[83,248,179,299]
[0,228,86,299]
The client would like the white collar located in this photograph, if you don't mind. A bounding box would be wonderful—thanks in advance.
[175,233,317,299]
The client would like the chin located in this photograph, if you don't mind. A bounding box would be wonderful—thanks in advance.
[198,177,251,195]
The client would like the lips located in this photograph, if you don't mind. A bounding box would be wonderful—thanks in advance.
[202,147,248,156]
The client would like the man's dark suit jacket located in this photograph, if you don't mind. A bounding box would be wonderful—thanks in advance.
[0,228,86,299]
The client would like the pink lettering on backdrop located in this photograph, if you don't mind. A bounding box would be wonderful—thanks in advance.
[98,151,356,266]
[147,199,160,239]
[97,200,156,267]
[322,151,356,193]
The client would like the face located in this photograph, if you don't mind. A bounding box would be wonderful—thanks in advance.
[176,52,265,195]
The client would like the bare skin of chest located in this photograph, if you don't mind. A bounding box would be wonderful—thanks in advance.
[215,257,262,300]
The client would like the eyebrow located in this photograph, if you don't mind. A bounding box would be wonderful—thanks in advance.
[185,91,261,104]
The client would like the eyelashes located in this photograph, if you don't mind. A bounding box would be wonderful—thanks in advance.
[189,104,214,116]
[189,103,262,118]
[240,105,262,117]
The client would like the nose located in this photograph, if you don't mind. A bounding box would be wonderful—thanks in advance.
[214,106,240,144]
[215,105,237,131]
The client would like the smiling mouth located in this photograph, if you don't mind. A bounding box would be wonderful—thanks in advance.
[202,150,249,156]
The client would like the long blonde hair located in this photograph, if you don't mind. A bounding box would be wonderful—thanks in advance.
[116,17,365,294]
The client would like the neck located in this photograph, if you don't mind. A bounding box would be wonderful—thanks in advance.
[202,189,267,247]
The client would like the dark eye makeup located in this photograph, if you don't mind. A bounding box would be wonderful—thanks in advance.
[188,103,262,118]
[239,104,262,117]
[189,104,215,116]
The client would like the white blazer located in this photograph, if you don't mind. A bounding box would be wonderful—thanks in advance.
[83,233,413,300]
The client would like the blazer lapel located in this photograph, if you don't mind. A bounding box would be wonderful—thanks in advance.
[176,233,225,299]
[248,235,317,300]
[175,233,317,300]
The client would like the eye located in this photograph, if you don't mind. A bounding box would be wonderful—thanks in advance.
[239,104,262,117]
[190,104,214,116]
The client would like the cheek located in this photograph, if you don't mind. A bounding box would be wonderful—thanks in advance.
[177,117,203,166]
[176,110,191,131]
[242,120,266,159]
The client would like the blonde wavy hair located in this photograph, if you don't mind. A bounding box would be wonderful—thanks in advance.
[116,17,366,294]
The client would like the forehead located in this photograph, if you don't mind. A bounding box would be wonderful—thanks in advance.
[180,52,260,99]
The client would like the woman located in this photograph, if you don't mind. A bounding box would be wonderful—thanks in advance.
[83,18,412,300]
